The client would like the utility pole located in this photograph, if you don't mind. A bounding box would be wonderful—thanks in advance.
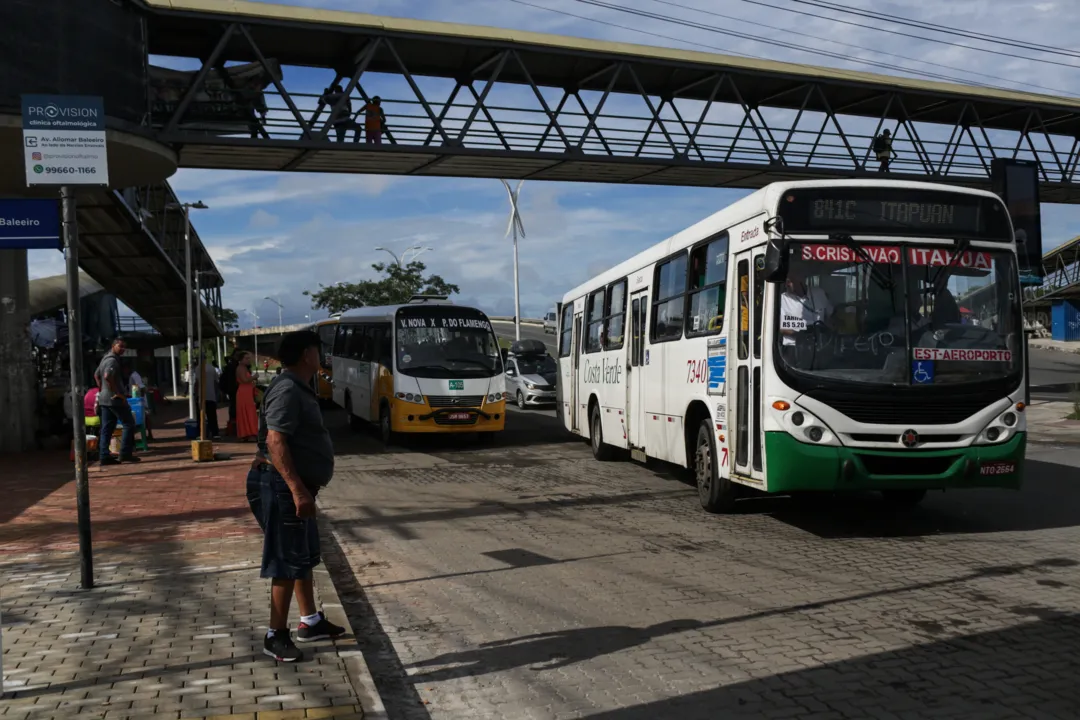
[62,185,92,590]
[247,310,260,376]
[500,180,526,341]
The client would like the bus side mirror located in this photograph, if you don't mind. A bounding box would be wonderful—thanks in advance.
[763,234,789,283]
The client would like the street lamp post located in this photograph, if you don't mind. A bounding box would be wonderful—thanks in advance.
[166,200,208,420]
[265,296,284,335]
[247,309,260,376]
[500,180,526,341]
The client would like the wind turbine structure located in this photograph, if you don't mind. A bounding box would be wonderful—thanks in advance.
[501,179,526,341]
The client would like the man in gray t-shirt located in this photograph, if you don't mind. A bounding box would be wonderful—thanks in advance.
[246,330,342,662]
[93,337,139,465]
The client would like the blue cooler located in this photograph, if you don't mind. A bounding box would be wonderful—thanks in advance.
[127,397,145,427]
[184,419,199,440]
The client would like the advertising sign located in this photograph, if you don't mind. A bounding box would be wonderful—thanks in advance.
[21,94,109,186]
[0,199,61,249]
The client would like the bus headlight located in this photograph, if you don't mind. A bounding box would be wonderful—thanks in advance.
[976,406,1023,445]
[777,403,839,446]
[395,392,426,405]
[487,393,503,403]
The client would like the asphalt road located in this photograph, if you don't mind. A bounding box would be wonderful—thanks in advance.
[321,408,1080,720]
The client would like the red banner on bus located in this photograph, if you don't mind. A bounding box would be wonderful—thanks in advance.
[799,244,993,270]
[913,347,1012,362]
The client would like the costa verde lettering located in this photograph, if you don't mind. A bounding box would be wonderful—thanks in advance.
[583,357,623,385]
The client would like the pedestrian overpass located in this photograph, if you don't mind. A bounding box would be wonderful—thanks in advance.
[139,0,1080,202]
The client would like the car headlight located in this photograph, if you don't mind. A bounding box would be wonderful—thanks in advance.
[976,404,1024,445]
[773,401,839,446]
[524,381,537,390]
[394,392,426,405]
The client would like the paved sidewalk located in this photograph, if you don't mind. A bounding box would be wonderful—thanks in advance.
[1,403,371,720]
[1027,400,1080,445]
[1030,338,1080,354]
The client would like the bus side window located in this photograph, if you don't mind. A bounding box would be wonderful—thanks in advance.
[559,303,575,358]
[334,325,350,358]
[346,325,366,361]
[586,288,605,353]
[687,232,728,336]
[652,253,688,342]
[604,279,627,350]
[737,260,750,360]
[375,324,392,368]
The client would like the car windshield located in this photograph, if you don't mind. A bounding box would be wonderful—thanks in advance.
[516,355,557,375]
[396,309,501,378]
[776,241,1021,386]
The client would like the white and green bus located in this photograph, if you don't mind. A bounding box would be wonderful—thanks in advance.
[558,179,1026,512]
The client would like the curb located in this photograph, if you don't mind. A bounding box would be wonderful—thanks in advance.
[313,526,389,720]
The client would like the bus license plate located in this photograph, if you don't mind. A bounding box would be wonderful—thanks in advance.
[448,412,471,421]
[980,461,1016,476]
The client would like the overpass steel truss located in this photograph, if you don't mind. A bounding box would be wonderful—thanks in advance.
[146,6,1080,202]
[1024,238,1080,306]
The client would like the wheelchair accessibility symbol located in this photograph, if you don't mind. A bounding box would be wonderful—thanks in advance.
[911,361,934,384]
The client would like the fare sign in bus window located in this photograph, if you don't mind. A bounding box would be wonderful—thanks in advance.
[779,188,1011,241]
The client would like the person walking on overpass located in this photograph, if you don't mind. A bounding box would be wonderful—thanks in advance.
[361,96,386,145]
[873,129,896,172]
[247,330,344,662]
[319,83,360,143]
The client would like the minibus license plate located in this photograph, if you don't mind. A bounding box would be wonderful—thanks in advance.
[979,461,1015,476]
[448,412,471,421]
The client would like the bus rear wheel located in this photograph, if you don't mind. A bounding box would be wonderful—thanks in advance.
[345,395,362,431]
[590,405,615,461]
[696,420,736,513]
[881,489,926,509]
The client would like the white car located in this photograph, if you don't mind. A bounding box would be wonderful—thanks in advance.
[543,311,557,334]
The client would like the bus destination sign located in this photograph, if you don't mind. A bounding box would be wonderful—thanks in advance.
[779,188,1011,241]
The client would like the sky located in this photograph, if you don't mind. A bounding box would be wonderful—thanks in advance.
[26,0,1080,325]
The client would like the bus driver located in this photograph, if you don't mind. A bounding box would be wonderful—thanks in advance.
[780,266,834,346]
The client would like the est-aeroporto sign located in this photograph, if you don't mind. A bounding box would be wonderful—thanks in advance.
[21,94,109,186]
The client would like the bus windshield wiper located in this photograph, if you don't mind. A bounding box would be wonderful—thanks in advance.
[830,233,894,290]
[933,237,972,295]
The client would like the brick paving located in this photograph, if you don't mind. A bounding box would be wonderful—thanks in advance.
[319,408,1080,720]
[1,403,365,720]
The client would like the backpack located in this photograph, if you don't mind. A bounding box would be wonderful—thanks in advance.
[873,135,889,154]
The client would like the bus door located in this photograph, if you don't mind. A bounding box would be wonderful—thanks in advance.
[571,311,583,432]
[731,251,765,484]
[627,290,649,454]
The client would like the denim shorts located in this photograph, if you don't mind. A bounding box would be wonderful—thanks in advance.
[246,466,321,580]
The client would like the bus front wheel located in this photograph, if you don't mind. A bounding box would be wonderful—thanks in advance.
[379,405,395,447]
[696,420,736,513]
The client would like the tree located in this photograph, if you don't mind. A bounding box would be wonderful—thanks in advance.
[304,261,460,314]
[214,307,240,332]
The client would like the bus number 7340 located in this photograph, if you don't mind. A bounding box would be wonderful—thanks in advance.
[686,359,708,384]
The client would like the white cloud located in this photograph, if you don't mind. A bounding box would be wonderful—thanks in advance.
[249,209,280,228]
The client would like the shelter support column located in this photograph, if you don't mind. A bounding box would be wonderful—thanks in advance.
[0,250,37,452]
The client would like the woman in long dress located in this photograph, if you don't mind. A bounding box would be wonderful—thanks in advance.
[235,352,259,442]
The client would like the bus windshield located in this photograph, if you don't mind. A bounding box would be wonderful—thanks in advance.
[776,241,1021,386]
[395,307,501,378]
